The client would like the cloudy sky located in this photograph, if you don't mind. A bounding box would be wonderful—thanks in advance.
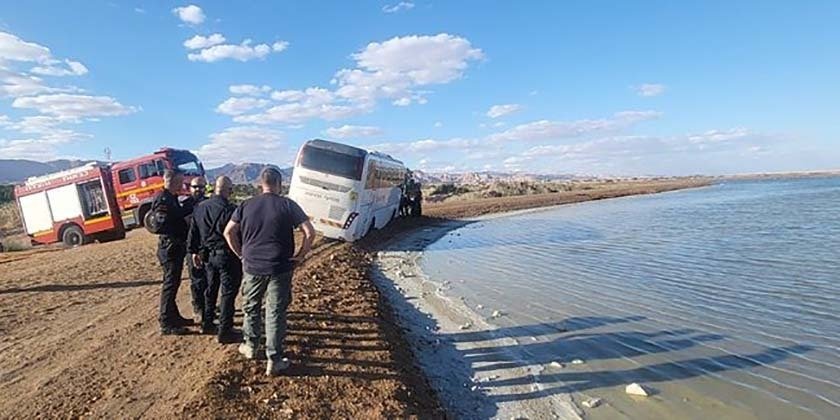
[1,1,839,175]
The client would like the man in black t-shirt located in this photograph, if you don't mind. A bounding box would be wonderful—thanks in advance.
[224,167,315,376]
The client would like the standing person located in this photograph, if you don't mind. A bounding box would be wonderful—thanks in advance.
[150,169,192,335]
[224,168,315,376]
[187,176,242,342]
[184,176,208,324]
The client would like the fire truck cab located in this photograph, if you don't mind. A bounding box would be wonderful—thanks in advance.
[110,148,205,229]
[15,163,126,246]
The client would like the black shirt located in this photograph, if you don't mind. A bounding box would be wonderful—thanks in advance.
[231,193,308,276]
[188,195,236,254]
[150,189,189,241]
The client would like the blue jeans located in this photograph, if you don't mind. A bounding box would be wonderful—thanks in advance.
[241,271,293,361]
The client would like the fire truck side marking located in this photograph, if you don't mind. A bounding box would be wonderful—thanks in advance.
[116,182,163,198]
[83,216,112,226]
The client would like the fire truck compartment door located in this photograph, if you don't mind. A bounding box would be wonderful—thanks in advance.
[46,184,84,223]
[19,191,53,235]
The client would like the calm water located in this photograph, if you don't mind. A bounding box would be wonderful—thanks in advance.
[420,178,840,418]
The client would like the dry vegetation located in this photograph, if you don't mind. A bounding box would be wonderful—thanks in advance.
[423,177,711,203]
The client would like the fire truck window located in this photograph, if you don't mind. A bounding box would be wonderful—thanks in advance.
[79,181,108,219]
[118,168,136,184]
[139,161,164,179]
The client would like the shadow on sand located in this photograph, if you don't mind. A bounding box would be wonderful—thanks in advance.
[0,280,159,294]
[367,217,815,418]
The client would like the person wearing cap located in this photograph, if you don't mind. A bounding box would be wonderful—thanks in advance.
[183,175,209,324]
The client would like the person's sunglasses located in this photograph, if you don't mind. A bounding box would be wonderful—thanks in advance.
[191,185,206,189]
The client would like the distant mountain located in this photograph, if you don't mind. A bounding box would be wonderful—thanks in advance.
[0,159,103,184]
[205,163,294,185]
[411,170,583,185]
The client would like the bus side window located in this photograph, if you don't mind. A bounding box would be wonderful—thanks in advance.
[366,162,377,189]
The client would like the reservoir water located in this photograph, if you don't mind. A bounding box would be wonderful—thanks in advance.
[418,178,840,419]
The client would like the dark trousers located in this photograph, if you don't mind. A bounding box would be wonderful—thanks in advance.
[158,236,186,327]
[204,250,243,333]
[187,256,207,314]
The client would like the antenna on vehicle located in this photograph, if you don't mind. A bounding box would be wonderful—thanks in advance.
[103,147,112,163]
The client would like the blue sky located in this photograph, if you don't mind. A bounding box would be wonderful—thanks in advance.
[1,1,839,175]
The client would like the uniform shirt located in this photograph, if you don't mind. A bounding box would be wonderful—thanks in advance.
[188,195,236,254]
[230,193,308,276]
[150,189,189,241]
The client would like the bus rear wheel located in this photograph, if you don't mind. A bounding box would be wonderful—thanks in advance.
[62,225,86,247]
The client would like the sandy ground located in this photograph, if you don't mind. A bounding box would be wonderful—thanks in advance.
[0,178,709,418]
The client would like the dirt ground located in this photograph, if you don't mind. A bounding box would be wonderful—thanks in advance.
[0,178,709,419]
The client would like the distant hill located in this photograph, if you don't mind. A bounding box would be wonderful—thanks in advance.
[412,170,584,185]
[0,159,103,184]
[206,163,294,185]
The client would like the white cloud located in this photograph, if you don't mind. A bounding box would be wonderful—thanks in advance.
[487,111,661,143]
[12,94,138,119]
[30,59,88,77]
[215,97,270,116]
[0,72,55,97]
[0,31,52,63]
[134,7,146,14]
[232,33,482,125]
[487,103,522,118]
[434,121,443,128]
[272,41,289,52]
[229,84,272,96]
[172,4,205,25]
[634,83,666,97]
[196,126,285,166]
[183,33,226,50]
[186,39,288,62]
[382,2,415,13]
[324,125,383,139]
[687,128,750,144]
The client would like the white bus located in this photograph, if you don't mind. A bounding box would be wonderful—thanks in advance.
[288,139,406,242]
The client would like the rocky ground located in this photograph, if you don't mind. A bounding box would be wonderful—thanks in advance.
[0,178,709,418]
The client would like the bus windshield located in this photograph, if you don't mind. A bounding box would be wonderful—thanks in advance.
[300,145,364,180]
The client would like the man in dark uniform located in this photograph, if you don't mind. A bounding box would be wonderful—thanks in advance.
[150,169,192,335]
[187,176,242,343]
[183,176,208,324]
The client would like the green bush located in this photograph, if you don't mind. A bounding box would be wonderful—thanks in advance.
[0,185,14,204]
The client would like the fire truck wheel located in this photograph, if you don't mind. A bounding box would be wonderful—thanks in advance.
[142,208,155,228]
[61,225,86,247]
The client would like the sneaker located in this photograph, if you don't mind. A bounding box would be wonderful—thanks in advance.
[160,325,188,335]
[266,358,291,376]
[238,343,256,360]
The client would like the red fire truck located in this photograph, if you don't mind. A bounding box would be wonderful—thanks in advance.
[111,148,204,229]
[15,163,126,246]
[15,148,205,246]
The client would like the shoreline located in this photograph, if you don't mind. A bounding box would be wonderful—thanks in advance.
[362,178,714,418]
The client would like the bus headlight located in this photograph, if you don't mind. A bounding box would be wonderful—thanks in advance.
[349,191,358,201]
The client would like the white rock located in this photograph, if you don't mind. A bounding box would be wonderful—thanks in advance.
[491,310,504,318]
[459,322,473,330]
[625,383,651,397]
[582,398,602,408]
[549,361,564,368]
[571,359,585,365]
[476,304,484,310]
